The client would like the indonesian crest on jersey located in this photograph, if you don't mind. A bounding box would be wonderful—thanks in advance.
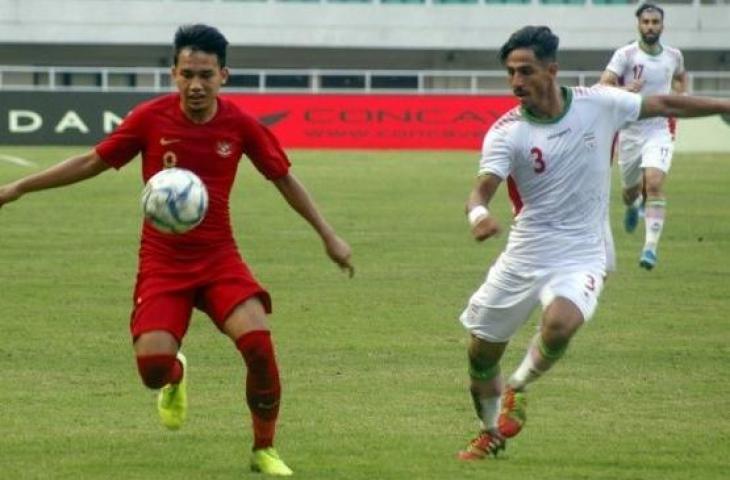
[216,141,233,158]
[583,133,597,151]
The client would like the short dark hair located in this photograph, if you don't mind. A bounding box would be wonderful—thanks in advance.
[499,26,560,64]
[173,24,229,67]
[635,3,664,19]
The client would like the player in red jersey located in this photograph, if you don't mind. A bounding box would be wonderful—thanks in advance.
[0,24,353,476]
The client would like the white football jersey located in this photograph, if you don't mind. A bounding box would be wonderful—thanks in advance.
[605,41,684,138]
[479,86,642,270]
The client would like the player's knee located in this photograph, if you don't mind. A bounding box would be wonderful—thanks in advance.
[136,354,178,389]
[540,320,578,356]
[235,330,275,365]
[467,335,506,380]
[645,184,663,198]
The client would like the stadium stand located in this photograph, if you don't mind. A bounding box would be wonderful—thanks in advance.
[0,0,728,95]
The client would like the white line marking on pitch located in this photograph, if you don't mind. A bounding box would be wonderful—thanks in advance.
[0,154,37,167]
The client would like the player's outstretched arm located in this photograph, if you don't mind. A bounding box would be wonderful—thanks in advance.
[466,173,502,242]
[0,150,110,209]
[640,95,730,120]
[272,173,354,277]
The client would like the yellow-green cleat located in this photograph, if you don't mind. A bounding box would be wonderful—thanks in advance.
[250,447,294,476]
[157,352,187,430]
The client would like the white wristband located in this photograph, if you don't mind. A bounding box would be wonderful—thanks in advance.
[467,205,489,226]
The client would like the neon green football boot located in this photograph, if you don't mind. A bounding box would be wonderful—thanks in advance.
[157,352,187,430]
[250,447,294,476]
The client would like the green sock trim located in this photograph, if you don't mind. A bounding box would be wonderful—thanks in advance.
[469,359,500,381]
[645,198,666,208]
[537,336,567,361]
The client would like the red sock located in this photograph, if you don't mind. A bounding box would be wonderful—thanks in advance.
[235,330,281,450]
[136,354,183,389]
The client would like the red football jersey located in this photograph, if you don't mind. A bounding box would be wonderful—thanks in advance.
[96,94,290,262]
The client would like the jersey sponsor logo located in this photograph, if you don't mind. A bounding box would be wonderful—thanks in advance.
[160,137,181,146]
[216,141,233,158]
[548,128,571,140]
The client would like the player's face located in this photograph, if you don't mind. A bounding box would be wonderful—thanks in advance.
[172,48,229,119]
[638,10,663,46]
[504,48,557,112]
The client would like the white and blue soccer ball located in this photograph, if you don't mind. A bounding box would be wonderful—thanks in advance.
[141,168,208,234]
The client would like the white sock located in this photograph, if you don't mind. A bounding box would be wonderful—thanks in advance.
[509,347,544,391]
[478,396,501,431]
[644,198,666,252]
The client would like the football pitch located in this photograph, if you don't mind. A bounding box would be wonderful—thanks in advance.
[1,147,728,479]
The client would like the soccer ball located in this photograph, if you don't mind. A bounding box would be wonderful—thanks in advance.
[141,168,208,234]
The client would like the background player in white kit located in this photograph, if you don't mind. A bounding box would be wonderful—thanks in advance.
[457,25,730,461]
[600,3,688,270]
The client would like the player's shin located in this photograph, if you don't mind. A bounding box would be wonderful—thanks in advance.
[508,334,567,391]
[643,197,666,252]
[469,360,502,431]
[236,330,282,450]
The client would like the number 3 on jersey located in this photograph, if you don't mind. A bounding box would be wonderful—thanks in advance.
[530,147,546,174]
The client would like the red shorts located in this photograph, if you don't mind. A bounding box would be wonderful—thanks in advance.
[129,250,271,343]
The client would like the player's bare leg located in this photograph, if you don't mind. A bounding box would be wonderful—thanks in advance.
[134,330,188,430]
[622,183,643,234]
[223,297,292,476]
[640,167,667,270]
[458,337,507,460]
[501,298,584,438]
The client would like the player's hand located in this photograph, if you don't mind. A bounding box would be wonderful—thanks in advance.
[471,216,500,242]
[0,182,23,209]
[625,79,645,93]
[324,234,354,278]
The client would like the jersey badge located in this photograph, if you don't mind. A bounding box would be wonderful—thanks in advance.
[216,141,233,158]
[583,133,597,151]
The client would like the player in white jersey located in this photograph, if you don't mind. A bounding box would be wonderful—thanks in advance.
[457,25,730,462]
[600,3,688,270]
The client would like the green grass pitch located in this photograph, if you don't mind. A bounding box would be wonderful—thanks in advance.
[0,147,729,479]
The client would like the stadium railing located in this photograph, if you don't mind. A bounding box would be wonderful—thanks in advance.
[60,0,727,4]
[1,66,729,96]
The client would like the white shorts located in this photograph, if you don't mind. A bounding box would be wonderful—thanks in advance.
[618,134,674,188]
[459,257,605,343]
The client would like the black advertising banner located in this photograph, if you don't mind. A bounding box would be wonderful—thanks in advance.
[0,92,156,145]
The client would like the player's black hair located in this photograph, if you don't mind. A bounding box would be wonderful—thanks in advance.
[499,26,559,65]
[173,24,229,67]
[635,3,664,19]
